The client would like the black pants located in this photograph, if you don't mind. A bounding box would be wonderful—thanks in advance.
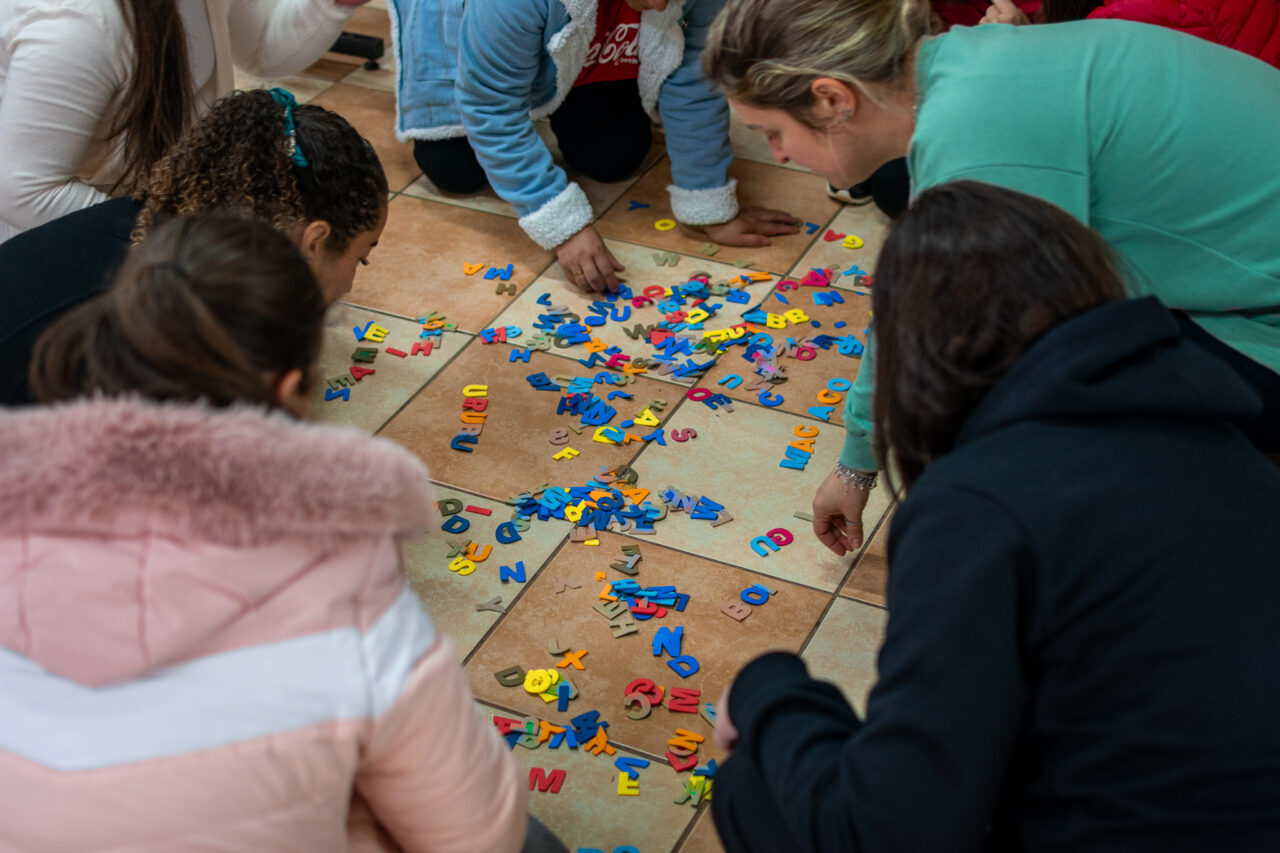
[863,157,910,219]
[0,196,139,405]
[710,751,801,853]
[1175,311,1280,453]
[413,79,652,194]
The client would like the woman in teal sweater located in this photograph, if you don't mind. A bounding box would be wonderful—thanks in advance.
[705,0,1280,553]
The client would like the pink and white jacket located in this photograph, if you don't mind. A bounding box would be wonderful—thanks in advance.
[0,397,528,852]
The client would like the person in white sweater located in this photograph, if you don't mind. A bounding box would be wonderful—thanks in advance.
[0,0,364,243]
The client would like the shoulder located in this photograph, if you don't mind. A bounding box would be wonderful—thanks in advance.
[465,0,552,26]
[891,430,1057,556]
[3,0,126,40]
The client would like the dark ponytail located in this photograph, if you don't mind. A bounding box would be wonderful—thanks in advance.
[109,0,196,195]
[31,214,326,409]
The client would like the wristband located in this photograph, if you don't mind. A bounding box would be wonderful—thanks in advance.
[833,461,877,491]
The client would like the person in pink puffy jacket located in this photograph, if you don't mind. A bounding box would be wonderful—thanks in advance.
[0,214,565,853]
[981,0,1280,67]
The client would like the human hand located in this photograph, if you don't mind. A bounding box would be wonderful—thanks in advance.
[981,0,1030,25]
[712,687,738,754]
[812,468,871,556]
[701,208,800,248]
[556,226,625,293]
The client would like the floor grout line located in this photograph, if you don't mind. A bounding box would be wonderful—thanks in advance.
[797,508,895,657]
[668,805,712,853]
[302,43,887,851]
[461,533,573,668]
[371,331,478,435]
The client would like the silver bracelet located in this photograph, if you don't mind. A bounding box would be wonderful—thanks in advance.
[833,461,878,491]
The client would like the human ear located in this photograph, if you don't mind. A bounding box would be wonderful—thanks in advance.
[810,77,858,126]
[297,220,333,263]
[273,367,309,417]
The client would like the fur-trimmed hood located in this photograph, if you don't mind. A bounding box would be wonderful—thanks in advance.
[0,396,435,546]
[0,397,437,687]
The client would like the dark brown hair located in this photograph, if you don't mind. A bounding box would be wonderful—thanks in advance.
[31,214,326,409]
[135,88,387,251]
[109,0,196,194]
[871,181,1128,488]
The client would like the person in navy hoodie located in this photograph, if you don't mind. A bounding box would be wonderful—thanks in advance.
[390,0,798,293]
[711,181,1280,853]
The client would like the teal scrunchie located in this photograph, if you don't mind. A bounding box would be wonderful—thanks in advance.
[268,87,310,168]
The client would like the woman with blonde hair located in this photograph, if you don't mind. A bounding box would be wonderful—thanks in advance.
[703,0,1280,556]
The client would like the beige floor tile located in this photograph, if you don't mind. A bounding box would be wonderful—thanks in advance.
[790,202,892,287]
[298,85,909,852]
[399,175,519,219]
[801,597,888,717]
[400,127,664,225]
[231,67,335,103]
[626,399,893,592]
[341,52,397,93]
[345,194,554,329]
[309,305,470,433]
[403,488,570,658]
[491,712,703,853]
[840,505,893,607]
[309,84,420,193]
[697,289,872,427]
[298,57,364,83]
[467,532,831,761]
[728,110,807,173]
[676,809,726,853]
[331,6,396,92]
[489,239,779,384]
[595,160,840,276]
[376,342,679,499]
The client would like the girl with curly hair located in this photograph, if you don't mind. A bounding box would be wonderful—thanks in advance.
[0,87,388,405]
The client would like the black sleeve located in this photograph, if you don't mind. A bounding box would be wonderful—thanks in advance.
[0,197,137,404]
[723,487,1034,853]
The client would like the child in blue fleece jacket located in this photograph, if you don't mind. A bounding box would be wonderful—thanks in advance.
[390,0,797,292]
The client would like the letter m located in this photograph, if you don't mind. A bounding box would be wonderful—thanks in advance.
[528,767,566,793]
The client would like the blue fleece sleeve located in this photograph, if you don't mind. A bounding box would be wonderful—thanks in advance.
[722,489,1030,851]
[455,0,591,248]
[657,0,737,224]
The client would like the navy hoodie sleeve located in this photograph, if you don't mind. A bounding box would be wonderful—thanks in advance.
[722,487,1032,853]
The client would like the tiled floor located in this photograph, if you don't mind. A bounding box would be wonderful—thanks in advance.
[275,16,896,851]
